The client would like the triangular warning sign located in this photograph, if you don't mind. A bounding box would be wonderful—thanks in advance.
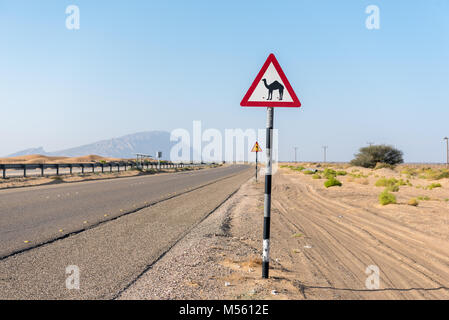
[241,54,301,108]
[251,142,262,152]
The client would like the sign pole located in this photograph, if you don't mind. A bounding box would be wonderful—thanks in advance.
[240,53,301,279]
[255,151,258,182]
[262,107,273,278]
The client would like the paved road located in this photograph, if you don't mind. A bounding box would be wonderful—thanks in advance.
[0,165,250,258]
[0,164,252,299]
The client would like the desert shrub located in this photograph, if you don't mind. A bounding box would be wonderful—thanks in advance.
[303,170,315,175]
[412,168,449,180]
[401,167,417,177]
[349,173,368,178]
[375,177,398,187]
[312,174,322,179]
[408,198,419,206]
[324,177,342,188]
[351,145,403,168]
[427,183,442,190]
[427,170,449,180]
[323,168,337,179]
[417,196,430,201]
[336,170,347,176]
[386,185,399,192]
[379,190,397,205]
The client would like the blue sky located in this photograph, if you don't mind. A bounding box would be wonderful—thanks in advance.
[1,0,448,162]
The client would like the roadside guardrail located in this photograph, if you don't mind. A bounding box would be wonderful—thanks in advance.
[0,161,208,179]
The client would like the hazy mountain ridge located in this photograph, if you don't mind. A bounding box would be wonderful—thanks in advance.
[7,131,178,159]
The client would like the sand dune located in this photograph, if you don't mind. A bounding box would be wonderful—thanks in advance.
[0,154,127,164]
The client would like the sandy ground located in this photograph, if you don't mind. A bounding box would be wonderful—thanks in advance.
[0,154,126,164]
[120,164,449,300]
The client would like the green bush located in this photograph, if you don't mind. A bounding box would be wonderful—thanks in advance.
[312,174,322,179]
[375,177,398,187]
[336,170,347,176]
[379,190,397,205]
[386,185,400,192]
[303,170,315,175]
[324,177,342,188]
[427,183,442,190]
[417,196,431,201]
[351,145,404,168]
[401,167,417,177]
[408,198,419,206]
[323,168,337,179]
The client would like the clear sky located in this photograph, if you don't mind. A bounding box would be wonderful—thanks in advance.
[1,0,448,162]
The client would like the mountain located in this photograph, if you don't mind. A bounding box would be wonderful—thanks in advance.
[7,131,180,160]
[7,147,47,157]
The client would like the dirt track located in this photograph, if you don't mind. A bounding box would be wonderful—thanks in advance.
[266,170,449,299]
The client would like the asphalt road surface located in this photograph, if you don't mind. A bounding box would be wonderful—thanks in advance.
[0,164,252,299]
[0,164,249,258]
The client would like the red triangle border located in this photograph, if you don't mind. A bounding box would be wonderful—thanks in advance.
[240,54,301,108]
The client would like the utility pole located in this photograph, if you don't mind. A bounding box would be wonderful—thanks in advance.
[322,146,328,163]
[444,137,449,166]
[293,147,298,163]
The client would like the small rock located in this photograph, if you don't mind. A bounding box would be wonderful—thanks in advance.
[304,245,312,249]
[225,282,231,287]
[249,289,256,295]
[248,268,254,273]
[271,290,278,295]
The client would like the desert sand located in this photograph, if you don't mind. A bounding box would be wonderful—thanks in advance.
[121,163,449,299]
[0,154,127,164]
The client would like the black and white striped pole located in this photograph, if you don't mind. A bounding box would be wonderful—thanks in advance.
[262,107,274,278]
[239,53,302,279]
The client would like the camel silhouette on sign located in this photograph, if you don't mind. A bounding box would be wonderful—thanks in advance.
[262,78,284,100]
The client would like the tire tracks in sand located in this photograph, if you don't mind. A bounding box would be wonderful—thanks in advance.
[270,172,449,299]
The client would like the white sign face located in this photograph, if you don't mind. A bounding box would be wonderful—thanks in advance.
[241,53,301,108]
[247,63,294,103]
